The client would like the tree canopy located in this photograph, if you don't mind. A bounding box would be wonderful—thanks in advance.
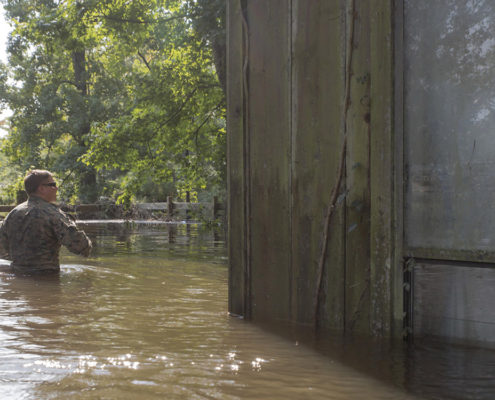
[0,0,226,205]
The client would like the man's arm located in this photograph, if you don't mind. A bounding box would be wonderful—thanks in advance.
[54,213,92,257]
[0,219,10,259]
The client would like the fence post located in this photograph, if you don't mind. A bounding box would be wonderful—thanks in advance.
[185,191,191,220]
[167,196,174,218]
[168,223,176,243]
[213,196,219,219]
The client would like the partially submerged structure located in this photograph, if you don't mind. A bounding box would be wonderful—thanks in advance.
[227,0,495,347]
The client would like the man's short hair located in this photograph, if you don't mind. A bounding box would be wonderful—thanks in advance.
[24,170,53,195]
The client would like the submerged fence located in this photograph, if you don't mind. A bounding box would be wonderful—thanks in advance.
[0,196,225,221]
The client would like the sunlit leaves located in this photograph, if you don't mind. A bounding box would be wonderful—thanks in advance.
[0,0,226,203]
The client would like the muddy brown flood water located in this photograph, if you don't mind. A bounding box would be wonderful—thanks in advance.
[0,221,493,399]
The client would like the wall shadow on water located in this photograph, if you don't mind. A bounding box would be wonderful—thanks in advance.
[248,317,495,400]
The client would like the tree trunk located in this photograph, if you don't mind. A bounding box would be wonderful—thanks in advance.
[72,50,88,96]
[72,49,98,203]
[212,38,226,95]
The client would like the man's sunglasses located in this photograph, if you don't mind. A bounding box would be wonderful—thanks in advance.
[42,182,58,188]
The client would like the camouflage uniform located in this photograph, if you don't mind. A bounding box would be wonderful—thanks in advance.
[0,196,92,273]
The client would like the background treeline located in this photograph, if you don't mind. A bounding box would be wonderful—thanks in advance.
[0,0,226,207]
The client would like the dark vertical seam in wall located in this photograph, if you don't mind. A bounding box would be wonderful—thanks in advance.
[340,0,356,332]
[389,0,397,336]
[342,0,348,333]
[226,0,233,315]
[288,0,294,323]
[394,0,406,335]
[240,0,251,319]
[367,1,372,333]
[400,0,407,269]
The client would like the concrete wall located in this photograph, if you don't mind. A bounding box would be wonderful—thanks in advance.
[228,0,495,344]
[227,0,400,337]
[412,262,495,348]
[401,0,495,346]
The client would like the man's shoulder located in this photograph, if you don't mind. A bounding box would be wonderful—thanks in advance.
[5,198,68,225]
[11,200,29,211]
[10,198,61,219]
[4,201,29,219]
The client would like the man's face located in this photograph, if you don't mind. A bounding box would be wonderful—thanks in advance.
[37,177,58,203]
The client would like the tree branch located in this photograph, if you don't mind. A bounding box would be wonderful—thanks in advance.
[137,50,151,72]
[92,13,193,25]
[157,88,199,129]
[58,80,78,88]
[192,100,224,150]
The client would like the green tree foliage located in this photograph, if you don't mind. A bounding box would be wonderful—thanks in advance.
[0,139,23,204]
[0,0,226,204]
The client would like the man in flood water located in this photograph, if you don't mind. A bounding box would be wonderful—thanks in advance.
[0,169,92,274]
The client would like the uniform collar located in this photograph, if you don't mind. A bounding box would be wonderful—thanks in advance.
[28,195,52,205]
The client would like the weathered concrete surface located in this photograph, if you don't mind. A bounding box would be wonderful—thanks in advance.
[227,0,399,337]
[413,262,495,348]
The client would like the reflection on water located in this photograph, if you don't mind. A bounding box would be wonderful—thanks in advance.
[0,221,493,399]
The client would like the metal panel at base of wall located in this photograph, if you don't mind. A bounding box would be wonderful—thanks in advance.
[413,262,495,348]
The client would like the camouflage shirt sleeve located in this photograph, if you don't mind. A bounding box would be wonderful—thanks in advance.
[0,220,9,259]
[53,211,92,257]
